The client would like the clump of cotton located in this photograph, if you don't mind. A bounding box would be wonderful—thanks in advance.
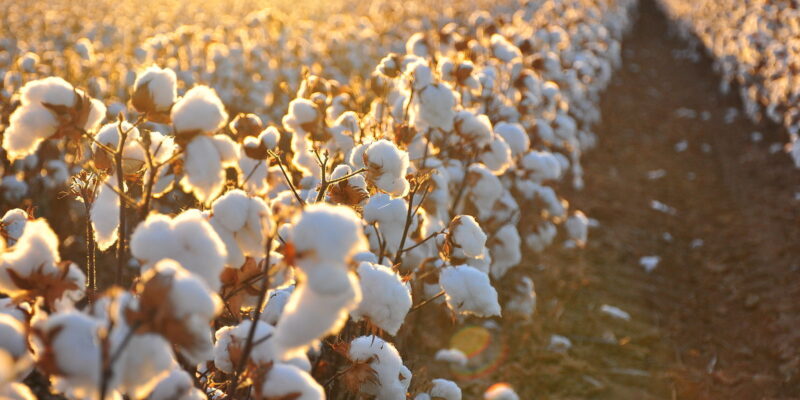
[0,314,28,369]
[525,222,557,253]
[521,151,562,182]
[489,224,522,279]
[505,276,536,319]
[494,122,530,157]
[351,262,412,335]
[416,379,462,400]
[171,85,228,135]
[479,135,513,174]
[0,349,35,400]
[565,210,589,248]
[144,368,206,400]
[214,319,276,373]
[363,140,410,197]
[1,209,28,246]
[179,134,239,205]
[412,80,456,132]
[448,215,487,258]
[260,285,294,325]
[131,259,222,364]
[491,34,522,62]
[454,111,494,148]
[130,210,227,290]
[465,164,503,219]
[348,335,411,399]
[255,363,324,400]
[132,65,177,116]
[363,193,411,255]
[270,204,367,360]
[434,348,467,366]
[439,265,501,317]
[3,77,105,160]
[209,189,272,268]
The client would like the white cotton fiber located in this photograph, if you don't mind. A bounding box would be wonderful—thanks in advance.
[439,265,501,317]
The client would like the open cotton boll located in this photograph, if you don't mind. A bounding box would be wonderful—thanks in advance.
[171,85,228,134]
[0,219,60,294]
[439,265,501,317]
[145,368,205,400]
[479,135,513,175]
[271,272,361,361]
[238,154,268,196]
[363,194,409,255]
[282,98,319,134]
[454,111,494,148]
[414,83,456,132]
[112,327,175,398]
[256,363,324,400]
[491,34,522,62]
[364,139,410,197]
[3,104,58,160]
[484,383,520,400]
[0,314,27,367]
[90,174,120,251]
[1,209,28,246]
[489,224,522,279]
[505,276,536,319]
[435,348,467,366]
[429,379,462,400]
[130,210,226,290]
[179,135,225,206]
[449,215,487,258]
[132,65,177,114]
[1,176,28,203]
[136,259,222,364]
[525,222,557,253]
[31,312,103,399]
[349,335,410,400]
[466,164,503,218]
[291,203,368,269]
[521,151,562,182]
[351,262,412,335]
[494,122,530,157]
[211,189,251,232]
[405,59,433,90]
[214,320,275,373]
[261,285,295,325]
[535,185,566,219]
[566,211,589,247]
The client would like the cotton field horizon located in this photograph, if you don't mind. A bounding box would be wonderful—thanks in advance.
[0,0,798,399]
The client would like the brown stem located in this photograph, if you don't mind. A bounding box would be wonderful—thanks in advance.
[269,150,305,207]
[410,290,445,312]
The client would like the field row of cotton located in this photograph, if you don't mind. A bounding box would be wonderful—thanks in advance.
[658,0,800,167]
[0,0,636,399]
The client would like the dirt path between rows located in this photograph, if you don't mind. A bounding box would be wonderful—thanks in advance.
[475,1,800,399]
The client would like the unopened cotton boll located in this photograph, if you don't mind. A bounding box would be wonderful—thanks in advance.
[364,139,410,197]
[171,85,228,135]
[439,265,501,317]
[351,262,412,335]
[349,335,410,400]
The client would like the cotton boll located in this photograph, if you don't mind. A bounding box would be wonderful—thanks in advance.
[112,327,175,398]
[489,224,521,279]
[1,209,28,246]
[364,139,410,197]
[1,176,28,203]
[271,272,361,361]
[213,320,275,373]
[291,203,368,271]
[454,111,493,148]
[256,363,324,400]
[145,368,205,400]
[91,174,120,251]
[261,285,295,325]
[521,151,562,182]
[565,211,589,247]
[466,164,503,219]
[491,34,521,62]
[363,194,409,255]
[211,190,251,232]
[3,105,58,160]
[0,314,27,369]
[479,135,513,175]
[494,122,529,157]
[439,265,501,317]
[238,155,268,196]
[179,135,225,205]
[505,276,536,319]
[414,83,456,132]
[259,126,281,150]
[282,98,320,134]
[525,222,557,253]
[484,383,519,400]
[435,348,467,366]
[348,335,409,400]
[31,312,103,399]
[449,215,487,258]
[132,65,177,115]
[171,85,228,135]
[351,262,412,335]
[130,210,227,290]
[429,379,462,400]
